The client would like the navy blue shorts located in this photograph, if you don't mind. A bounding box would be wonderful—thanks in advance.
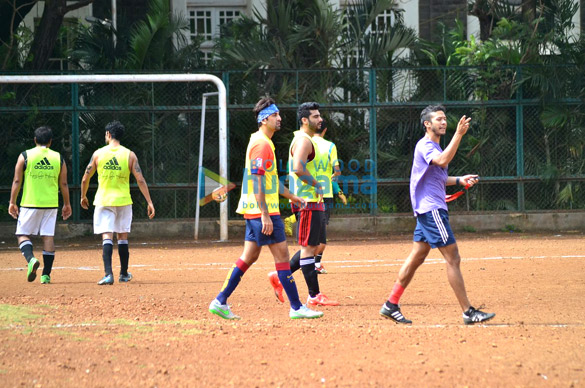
[245,215,286,246]
[413,208,456,248]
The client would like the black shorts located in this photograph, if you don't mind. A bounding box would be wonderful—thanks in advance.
[323,197,334,225]
[295,209,326,247]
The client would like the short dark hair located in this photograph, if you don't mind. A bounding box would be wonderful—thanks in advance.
[34,126,53,145]
[253,97,276,127]
[420,104,446,130]
[297,102,320,125]
[105,121,125,140]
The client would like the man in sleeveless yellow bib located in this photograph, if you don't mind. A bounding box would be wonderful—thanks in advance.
[269,102,339,307]
[81,121,155,285]
[9,126,71,284]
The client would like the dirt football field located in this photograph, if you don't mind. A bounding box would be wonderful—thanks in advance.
[0,232,584,387]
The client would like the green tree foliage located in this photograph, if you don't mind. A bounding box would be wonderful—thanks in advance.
[424,0,585,210]
[66,0,214,219]
[215,0,417,212]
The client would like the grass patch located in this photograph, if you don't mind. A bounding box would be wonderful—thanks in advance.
[156,319,202,326]
[0,305,41,326]
[109,318,136,326]
[50,329,91,342]
[181,328,204,335]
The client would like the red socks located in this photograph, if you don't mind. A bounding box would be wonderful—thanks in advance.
[389,283,405,304]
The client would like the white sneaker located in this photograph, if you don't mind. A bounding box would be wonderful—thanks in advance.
[289,304,323,319]
[209,299,241,320]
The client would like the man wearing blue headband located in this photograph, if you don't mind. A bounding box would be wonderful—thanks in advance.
[209,97,323,320]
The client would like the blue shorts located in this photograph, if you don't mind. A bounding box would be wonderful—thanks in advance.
[245,215,286,246]
[413,209,456,248]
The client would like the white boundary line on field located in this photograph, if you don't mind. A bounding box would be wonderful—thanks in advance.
[1,321,583,331]
[1,254,584,272]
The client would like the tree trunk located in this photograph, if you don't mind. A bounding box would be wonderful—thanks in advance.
[522,0,537,22]
[469,0,494,41]
[26,0,94,71]
[27,0,66,70]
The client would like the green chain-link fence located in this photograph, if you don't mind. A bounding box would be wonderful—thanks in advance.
[1,65,584,223]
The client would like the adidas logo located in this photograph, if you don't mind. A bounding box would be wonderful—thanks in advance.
[34,157,54,170]
[103,157,122,170]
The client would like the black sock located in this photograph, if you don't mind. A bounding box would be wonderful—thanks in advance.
[290,250,301,273]
[102,239,113,276]
[315,253,323,266]
[118,240,129,275]
[42,251,55,276]
[19,240,34,263]
[300,256,320,297]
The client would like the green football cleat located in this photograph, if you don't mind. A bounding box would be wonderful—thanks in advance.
[40,275,51,284]
[209,299,241,320]
[27,258,40,282]
[289,304,324,319]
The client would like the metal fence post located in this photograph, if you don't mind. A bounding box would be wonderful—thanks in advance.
[223,71,231,220]
[369,68,378,216]
[516,66,525,211]
[71,82,80,221]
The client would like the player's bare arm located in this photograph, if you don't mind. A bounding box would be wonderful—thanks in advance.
[80,153,98,210]
[447,175,479,187]
[8,154,25,219]
[59,160,72,220]
[431,115,471,168]
[279,184,306,208]
[130,152,155,219]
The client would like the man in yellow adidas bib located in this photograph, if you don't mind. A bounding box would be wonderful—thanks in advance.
[9,126,71,284]
[311,119,343,274]
[81,121,155,285]
[269,102,339,307]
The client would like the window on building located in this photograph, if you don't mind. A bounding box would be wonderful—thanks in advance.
[370,9,395,34]
[188,7,242,60]
[342,6,395,35]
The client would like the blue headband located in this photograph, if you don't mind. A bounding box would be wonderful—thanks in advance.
[257,104,279,123]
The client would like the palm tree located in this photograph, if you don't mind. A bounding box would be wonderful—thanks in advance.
[70,0,201,71]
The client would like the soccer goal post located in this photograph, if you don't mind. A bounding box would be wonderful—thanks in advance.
[0,74,229,241]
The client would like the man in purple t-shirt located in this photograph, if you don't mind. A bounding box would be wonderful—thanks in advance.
[379,105,495,325]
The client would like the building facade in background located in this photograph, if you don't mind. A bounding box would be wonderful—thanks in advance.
[17,0,585,68]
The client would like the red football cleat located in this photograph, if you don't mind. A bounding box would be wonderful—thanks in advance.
[268,271,285,303]
[307,293,339,307]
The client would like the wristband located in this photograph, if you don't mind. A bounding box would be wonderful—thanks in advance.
[456,177,460,186]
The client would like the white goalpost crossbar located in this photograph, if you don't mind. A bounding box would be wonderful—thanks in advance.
[0,74,229,241]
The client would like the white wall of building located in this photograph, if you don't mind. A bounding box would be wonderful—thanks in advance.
[396,0,419,36]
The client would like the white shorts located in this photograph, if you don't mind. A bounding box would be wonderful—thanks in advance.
[15,208,58,236]
[93,205,133,234]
